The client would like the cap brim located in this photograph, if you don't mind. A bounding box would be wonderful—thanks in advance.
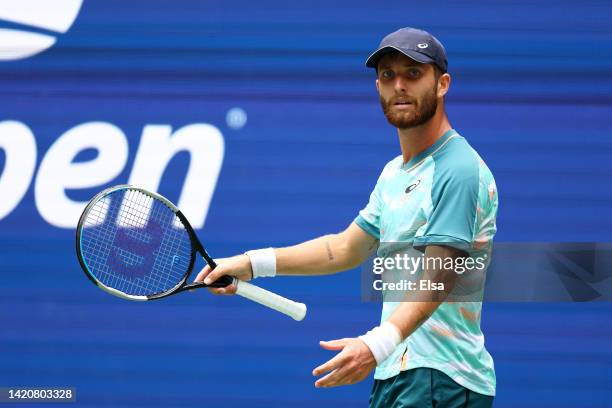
[365,46,434,69]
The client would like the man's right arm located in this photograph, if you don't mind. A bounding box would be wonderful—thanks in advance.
[276,222,378,276]
[195,222,377,294]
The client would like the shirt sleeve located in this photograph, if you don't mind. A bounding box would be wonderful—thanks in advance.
[354,175,384,240]
[413,160,479,252]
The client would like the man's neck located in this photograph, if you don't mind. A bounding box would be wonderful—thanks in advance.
[397,108,452,165]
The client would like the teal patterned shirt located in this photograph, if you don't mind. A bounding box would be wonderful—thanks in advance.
[355,129,498,396]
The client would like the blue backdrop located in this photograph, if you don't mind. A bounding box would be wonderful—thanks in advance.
[0,1,610,406]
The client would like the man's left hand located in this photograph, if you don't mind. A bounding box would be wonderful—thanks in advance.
[312,337,376,388]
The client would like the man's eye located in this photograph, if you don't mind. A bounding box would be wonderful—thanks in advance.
[408,69,421,77]
[381,70,393,79]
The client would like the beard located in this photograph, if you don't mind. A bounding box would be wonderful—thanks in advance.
[380,86,438,129]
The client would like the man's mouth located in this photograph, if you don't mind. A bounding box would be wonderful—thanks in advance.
[393,99,414,109]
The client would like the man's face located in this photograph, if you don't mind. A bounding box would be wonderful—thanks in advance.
[376,53,440,129]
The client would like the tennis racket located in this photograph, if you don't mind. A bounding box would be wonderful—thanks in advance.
[75,185,307,321]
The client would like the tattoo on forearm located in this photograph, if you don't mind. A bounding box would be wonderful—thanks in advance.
[325,241,335,261]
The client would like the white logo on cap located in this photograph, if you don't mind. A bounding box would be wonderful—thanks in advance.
[0,0,83,61]
[417,43,429,49]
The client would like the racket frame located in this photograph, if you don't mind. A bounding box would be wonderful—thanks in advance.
[76,184,306,321]
[76,185,231,301]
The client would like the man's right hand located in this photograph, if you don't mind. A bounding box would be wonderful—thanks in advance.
[194,254,253,295]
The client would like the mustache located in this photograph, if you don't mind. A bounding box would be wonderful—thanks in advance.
[385,95,417,105]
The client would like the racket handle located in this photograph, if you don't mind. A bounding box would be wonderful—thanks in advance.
[233,278,307,321]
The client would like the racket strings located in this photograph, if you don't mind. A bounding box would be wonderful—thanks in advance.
[80,189,192,297]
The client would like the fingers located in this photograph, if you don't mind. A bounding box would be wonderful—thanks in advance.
[194,265,212,282]
[192,254,251,297]
[313,357,367,388]
[203,267,224,285]
[194,261,236,295]
[315,369,340,388]
[312,337,376,388]
[315,368,353,388]
[194,258,227,285]
[207,282,237,296]
[312,339,348,375]
[312,350,345,377]
[319,339,348,351]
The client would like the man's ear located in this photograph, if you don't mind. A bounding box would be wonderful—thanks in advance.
[376,78,380,92]
[438,73,451,98]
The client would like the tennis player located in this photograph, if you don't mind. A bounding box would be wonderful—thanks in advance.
[197,27,498,407]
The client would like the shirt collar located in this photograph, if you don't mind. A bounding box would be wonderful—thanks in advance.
[401,129,458,171]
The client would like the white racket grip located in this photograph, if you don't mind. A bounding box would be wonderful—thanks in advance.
[233,279,307,321]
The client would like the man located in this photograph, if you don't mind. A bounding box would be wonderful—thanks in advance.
[196,27,498,407]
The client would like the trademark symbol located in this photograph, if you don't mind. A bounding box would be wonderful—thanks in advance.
[226,107,247,130]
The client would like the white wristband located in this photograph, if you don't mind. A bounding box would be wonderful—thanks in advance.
[358,321,402,365]
[244,248,277,278]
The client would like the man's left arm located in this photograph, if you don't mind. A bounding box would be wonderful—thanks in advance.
[312,244,464,388]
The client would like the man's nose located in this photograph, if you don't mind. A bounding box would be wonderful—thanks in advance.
[393,76,408,93]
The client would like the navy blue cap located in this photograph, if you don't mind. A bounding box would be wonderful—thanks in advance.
[366,27,448,73]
